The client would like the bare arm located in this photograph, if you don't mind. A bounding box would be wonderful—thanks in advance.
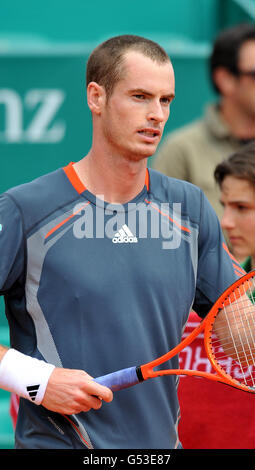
[214,293,255,365]
[0,345,113,414]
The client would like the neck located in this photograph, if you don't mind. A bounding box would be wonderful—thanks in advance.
[220,100,255,140]
[74,150,148,204]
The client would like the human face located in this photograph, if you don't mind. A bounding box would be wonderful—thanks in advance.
[233,40,255,117]
[100,50,175,161]
[220,175,255,260]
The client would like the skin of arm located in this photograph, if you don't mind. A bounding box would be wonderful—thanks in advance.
[213,293,255,366]
[0,345,113,414]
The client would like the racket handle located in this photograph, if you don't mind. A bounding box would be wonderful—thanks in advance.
[94,366,142,391]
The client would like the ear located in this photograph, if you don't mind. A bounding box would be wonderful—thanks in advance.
[87,82,106,114]
[213,67,238,97]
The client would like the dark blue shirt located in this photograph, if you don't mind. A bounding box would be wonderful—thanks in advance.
[0,163,240,449]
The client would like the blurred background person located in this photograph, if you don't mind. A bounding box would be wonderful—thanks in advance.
[153,23,255,222]
[214,141,255,271]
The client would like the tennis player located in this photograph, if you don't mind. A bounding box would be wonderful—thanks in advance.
[0,35,243,449]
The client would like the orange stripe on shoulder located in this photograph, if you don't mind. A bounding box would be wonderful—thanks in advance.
[145,199,190,233]
[45,201,90,239]
[63,162,86,194]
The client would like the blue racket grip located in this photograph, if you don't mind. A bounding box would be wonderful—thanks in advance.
[94,366,142,391]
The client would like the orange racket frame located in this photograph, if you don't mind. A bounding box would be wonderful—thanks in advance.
[95,271,255,393]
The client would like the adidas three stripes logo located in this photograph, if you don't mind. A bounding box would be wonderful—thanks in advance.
[27,384,40,401]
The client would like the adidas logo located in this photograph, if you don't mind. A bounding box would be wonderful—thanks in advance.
[112,224,138,244]
[27,384,40,401]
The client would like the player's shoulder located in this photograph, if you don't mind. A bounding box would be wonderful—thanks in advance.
[3,166,75,232]
[148,167,202,196]
[148,168,203,220]
[6,167,65,204]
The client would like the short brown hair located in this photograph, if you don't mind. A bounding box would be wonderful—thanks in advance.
[86,34,170,98]
[214,141,255,188]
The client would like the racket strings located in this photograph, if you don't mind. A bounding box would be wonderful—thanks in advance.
[210,279,255,389]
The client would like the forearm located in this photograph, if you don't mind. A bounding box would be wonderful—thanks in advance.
[0,346,113,414]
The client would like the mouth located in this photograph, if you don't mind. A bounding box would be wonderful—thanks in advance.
[137,128,161,140]
[229,236,242,245]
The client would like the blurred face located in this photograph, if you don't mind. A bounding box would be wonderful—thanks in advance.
[220,175,255,260]
[233,40,255,117]
[100,50,175,161]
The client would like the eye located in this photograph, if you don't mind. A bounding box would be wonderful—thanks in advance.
[161,97,171,105]
[133,94,146,100]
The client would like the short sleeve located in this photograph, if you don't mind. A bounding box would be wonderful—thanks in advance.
[193,192,244,317]
[0,194,26,293]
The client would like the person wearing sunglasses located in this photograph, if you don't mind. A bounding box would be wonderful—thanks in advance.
[153,23,255,225]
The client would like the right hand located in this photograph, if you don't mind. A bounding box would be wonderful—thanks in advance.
[42,367,113,414]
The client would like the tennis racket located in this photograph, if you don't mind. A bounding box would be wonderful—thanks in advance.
[95,270,255,394]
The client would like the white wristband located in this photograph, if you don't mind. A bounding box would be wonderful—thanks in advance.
[0,349,55,405]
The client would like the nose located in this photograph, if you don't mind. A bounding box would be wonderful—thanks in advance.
[147,100,166,123]
[221,207,235,231]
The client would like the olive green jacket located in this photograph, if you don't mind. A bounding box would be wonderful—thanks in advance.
[152,104,242,219]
